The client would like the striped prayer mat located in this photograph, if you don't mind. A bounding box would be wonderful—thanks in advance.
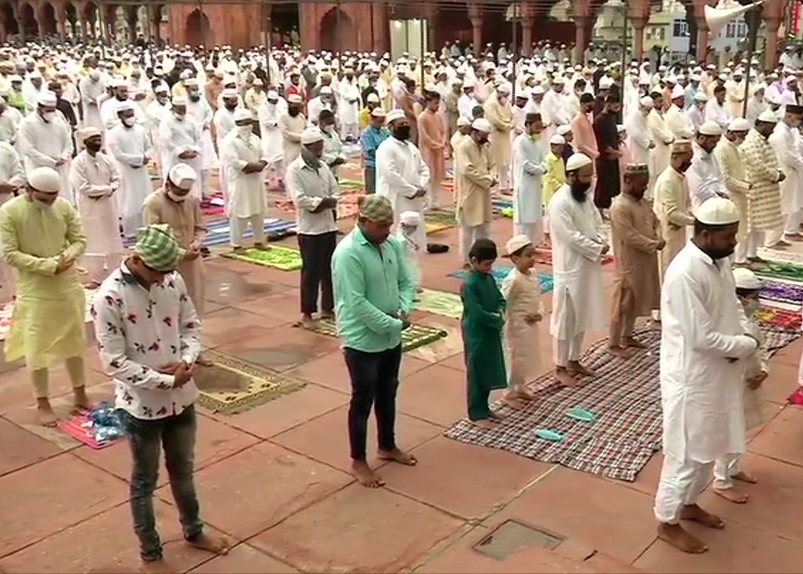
[757,248,803,266]
[306,318,447,353]
[220,246,302,271]
[124,218,297,249]
[744,260,803,283]
[761,280,803,306]
[415,289,463,320]
[756,305,802,332]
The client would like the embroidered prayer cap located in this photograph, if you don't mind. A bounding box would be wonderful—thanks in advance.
[698,121,722,136]
[556,124,572,136]
[37,90,57,106]
[78,127,102,142]
[670,140,693,153]
[172,95,188,106]
[624,163,649,175]
[694,196,740,226]
[358,194,394,224]
[366,92,380,103]
[733,267,763,290]
[565,152,593,172]
[757,109,779,123]
[399,210,421,226]
[728,118,750,132]
[154,84,169,94]
[549,134,565,145]
[222,88,239,99]
[135,223,182,272]
[670,84,685,99]
[471,118,492,133]
[505,234,532,256]
[287,93,303,104]
[456,116,471,127]
[386,109,406,123]
[27,166,61,193]
[693,92,708,102]
[301,126,324,145]
[167,163,197,191]
[233,107,252,122]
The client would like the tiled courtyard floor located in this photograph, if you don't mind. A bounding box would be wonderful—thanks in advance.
[2,198,803,573]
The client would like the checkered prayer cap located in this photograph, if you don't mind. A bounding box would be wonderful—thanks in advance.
[358,194,394,223]
[624,163,649,175]
[135,224,181,272]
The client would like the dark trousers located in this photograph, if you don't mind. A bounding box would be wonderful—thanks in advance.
[364,166,376,194]
[344,345,402,460]
[298,231,337,315]
[120,405,203,562]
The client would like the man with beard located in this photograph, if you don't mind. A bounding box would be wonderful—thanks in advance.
[592,93,622,214]
[548,152,608,387]
[714,118,751,263]
[608,163,664,357]
[655,197,759,555]
[279,94,307,179]
[687,121,727,210]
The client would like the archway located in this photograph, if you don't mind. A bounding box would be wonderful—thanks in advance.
[271,3,299,47]
[184,9,210,47]
[82,2,98,38]
[318,8,354,52]
[64,3,78,39]
[114,6,127,41]
[19,2,37,39]
[434,6,472,54]
[39,2,56,36]
[0,3,19,38]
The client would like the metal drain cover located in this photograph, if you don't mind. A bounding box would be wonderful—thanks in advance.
[473,519,565,561]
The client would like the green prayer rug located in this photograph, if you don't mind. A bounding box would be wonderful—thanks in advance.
[425,211,458,228]
[221,246,302,271]
[744,260,803,283]
[310,318,448,352]
[194,350,306,415]
[415,289,462,320]
[339,179,365,191]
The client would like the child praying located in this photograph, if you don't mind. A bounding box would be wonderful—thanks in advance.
[397,210,422,292]
[460,238,507,429]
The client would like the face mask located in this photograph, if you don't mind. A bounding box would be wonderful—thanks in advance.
[32,198,52,210]
[41,111,55,122]
[85,142,101,153]
[173,112,185,121]
[189,93,201,102]
[743,300,760,317]
[122,117,135,127]
[167,191,186,203]
[392,126,411,141]
[236,125,252,136]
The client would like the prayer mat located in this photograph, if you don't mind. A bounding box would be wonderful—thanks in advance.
[448,268,554,294]
[492,198,514,218]
[445,327,664,482]
[123,218,297,249]
[426,221,452,234]
[339,178,365,192]
[0,287,96,341]
[757,247,803,266]
[201,193,226,217]
[58,412,122,450]
[761,280,803,306]
[426,211,458,228]
[762,324,802,356]
[274,195,361,220]
[308,318,447,352]
[534,250,614,267]
[745,260,803,283]
[415,289,463,320]
[220,246,303,271]
[755,306,802,332]
[194,349,306,415]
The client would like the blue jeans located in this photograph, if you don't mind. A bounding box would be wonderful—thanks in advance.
[119,405,204,562]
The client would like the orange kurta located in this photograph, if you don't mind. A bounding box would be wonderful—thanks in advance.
[417,109,447,186]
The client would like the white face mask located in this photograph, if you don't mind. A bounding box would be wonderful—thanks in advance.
[173,112,185,121]
[236,125,251,137]
[167,191,186,203]
[41,111,56,122]
[122,117,135,127]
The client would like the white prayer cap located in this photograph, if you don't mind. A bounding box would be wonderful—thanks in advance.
[786,75,797,83]
[320,86,333,95]
[639,96,654,108]
[565,152,593,172]
[758,109,779,123]
[556,124,572,136]
[698,121,722,136]
[456,116,471,127]
[233,108,252,122]
[370,107,386,118]
[693,92,709,102]
[616,124,626,133]
[154,84,168,94]
[386,109,406,123]
[471,118,492,133]
[366,92,380,103]
[496,83,511,95]
[37,91,57,106]
[549,134,565,145]
[505,234,532,256]
[78,126,102,142]
[300,126,324,145]
[116,101,136,113]
[665,75,677,84]
[449,77,463,86]
[287,93,303,104]
[267,90,279,99]
[599,76,614,88]
[728,118,750,132]
[183,78,199,88]
[694,196,740,226]
[531,85,545,95]
[222,88,239,98]
[172,96,188,106]
[552,75,566,84]
[733,267,763,290]
[463,79,475,88]
[168,163,197,191]
[518,87,531,99]
[399,211,421,226]
[670,84,685,100]
[27,166,61,193]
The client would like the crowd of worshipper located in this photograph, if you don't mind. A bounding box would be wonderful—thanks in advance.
[4,36,803,569]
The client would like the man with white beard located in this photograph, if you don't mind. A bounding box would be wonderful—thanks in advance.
[338,68,361,142]
[78,71,105,131]
[106,104,153,240]
[768,103,803,242]
[548,152,608,387]
[258,90,287,186]
[158,96,204,200]
[625,96,655,165]
[17,91,73,202]
[376,109,430,254]
[665,87,695,141]
[186,79,218,198]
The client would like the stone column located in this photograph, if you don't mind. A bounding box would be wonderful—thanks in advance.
[695,26,708,63]
[521,17,533,56]
[574,16,588,64]
[468,2,481,56]
[632,16,647,62]
[764,17,781,70]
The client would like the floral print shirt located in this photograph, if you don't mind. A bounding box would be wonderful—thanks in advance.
[91,263,202,420]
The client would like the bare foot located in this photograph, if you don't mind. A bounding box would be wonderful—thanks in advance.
[657,523,708,554]
[488,411,505,421]
[72,387,93,413]
[253,243,272,251]
[140,558,176,574]
[377,447,418,466]
[502,396,527,409]
[319,311,336,320]
[624,337,647,349]
[713,487,749,504]
[351,459,385,487]
[231,246,245,253]
[607,345,633,358]
[568,360,595,377]
[732,470,758,484]
[185,533,229,555]
[37,402,59,427]
[300,315,316,330]
[680,504,725,529]
[555,367,581,387]
[470,418,495,430]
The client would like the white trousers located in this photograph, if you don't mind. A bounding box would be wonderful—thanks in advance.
[340,122,359,142]
[200,169,210,198]
[122,212,143,240]
[230,213,266,247]
[82,253,124,285]
[765,228,785,247]
[654,454,714,524]
[784,210,803,235]
[713,453,740,490]
[515,221,544,248]
[428,182,443,210]
[460,223,490,263]
[554,332,584,367]
[498,165,511,190]
[735,230,764,263]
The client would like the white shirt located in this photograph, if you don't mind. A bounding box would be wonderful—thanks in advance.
[703,98,732,131]
[92,264,202,420]
[286,154,339,235]
[686,144,727,210]
[219,128,268,218]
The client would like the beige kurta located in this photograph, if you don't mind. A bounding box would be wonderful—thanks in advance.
[417,109,447,187]
[500,267,543,387]
[740,129,785,233]
[653,166,694,281]
[484,92,514,174]
[609,194,662,317]
[714,137,751,243]
[142,190,208,316]
[454,137,495,227]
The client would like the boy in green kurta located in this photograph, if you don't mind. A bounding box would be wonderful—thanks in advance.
[460,238,507,429]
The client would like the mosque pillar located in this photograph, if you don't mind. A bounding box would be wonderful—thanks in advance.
[0,20,6,44]
[573,16,589,64]
[521,17,533,56]
[56,6,66,41]
[632,16,647,62]
[127,8,137,42]
[468,2,481,56]
[764,16,781,70]
[695,24,709,63]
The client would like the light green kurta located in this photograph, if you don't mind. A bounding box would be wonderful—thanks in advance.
[0,195,87,369]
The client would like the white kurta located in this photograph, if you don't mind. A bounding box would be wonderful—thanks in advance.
[219,129,268,219]
[257,100,287,166]
[106,123,153,238]
[769,120,803,216]
[17,112,74,202]
[625,110,652,164]
[187,97,218,171]
[511,133,546,224]
[686,144,728,210]
[547,185,607,339]
[100,97,145,130]
[660,241,758,462]
[375,137,430,250]
[157,114,203,199]
[78,76,106,131]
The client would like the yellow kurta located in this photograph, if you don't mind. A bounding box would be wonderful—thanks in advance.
[455,137,495,227]
[484,93,514,173]
[0,196,87,369]
[714,137,751,243]
[653,166,694,282]
[543,151,566,207]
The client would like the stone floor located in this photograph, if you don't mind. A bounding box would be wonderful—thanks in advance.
[2,203,803,573]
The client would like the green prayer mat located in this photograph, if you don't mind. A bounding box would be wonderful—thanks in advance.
[744,260,803,283]
[339,179,365,191]
[415,289,462,320]
[425,211,458,228]
[310,318,448,352]
[221,246,302,271]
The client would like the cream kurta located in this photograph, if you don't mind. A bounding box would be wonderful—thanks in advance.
[768,121,803,216]
[106,122,153,237]
[714,137,751,243]
[647,109,674,198]
[142,189,207,316]
[740,128,785,232]
[220,129,268,219]
[484,92,514,178]
[17,113,74,202]
[454,137,494,227]
[279,112,306,173]
[0,195,87,369]
[653,166,695,281]
[158,114,203,199]
[500,267,543,386]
